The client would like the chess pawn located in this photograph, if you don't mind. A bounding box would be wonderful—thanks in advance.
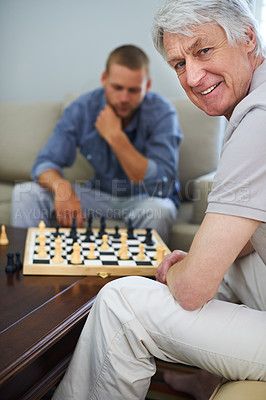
[156,246,166,265]
[118,232,127,256]
[0,225,9,245]
[120,243,129,260]
[38,239,47,258]
[136,243,146,260]
[52,247,64,263]
[153,245,162,260]
[100,234,109,250]
[52,236,64,263]
[87,243,97,259]
[71,242,82,264]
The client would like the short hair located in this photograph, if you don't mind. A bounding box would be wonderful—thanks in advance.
[152,0,266,59]
[106,45,150,77]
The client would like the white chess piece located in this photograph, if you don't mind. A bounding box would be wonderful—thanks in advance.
[0,225,9,245]
[71,242,82,264]
[87,243,97,259]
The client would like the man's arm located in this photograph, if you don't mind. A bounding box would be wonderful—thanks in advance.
[158,213,259,311]
[38,169,83,227]
[95,104,148,183]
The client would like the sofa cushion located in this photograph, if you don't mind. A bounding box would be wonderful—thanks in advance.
[0,102,62,183]
[170,99,225,200]
[0,182,13,202]
[210,381,266,400]
[191,172,215,224]
[0,183,13,225]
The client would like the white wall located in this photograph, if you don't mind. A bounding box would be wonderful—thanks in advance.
[0,0,185,103]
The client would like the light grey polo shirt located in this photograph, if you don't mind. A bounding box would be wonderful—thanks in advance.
[207,59,266,264]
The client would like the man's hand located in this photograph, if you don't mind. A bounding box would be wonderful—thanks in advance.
[156,250,187,284]
[38,170,84,228]
[95,104,122,145]
[53,179,84,227]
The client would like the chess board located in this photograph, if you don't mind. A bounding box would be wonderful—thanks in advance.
[23,227,170,277]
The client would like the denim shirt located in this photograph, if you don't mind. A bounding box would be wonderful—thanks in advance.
[32,88,182,206]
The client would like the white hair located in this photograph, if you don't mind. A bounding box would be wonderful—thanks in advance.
[152,0,266,58]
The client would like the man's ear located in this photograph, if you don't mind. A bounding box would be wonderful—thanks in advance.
[245,27,257,53]
[101,71,107,87]
[145,78,152,94]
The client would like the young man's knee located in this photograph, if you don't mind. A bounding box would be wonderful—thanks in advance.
[12,181,43,204]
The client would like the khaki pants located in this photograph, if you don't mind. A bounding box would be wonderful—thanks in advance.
[53,252,266,400]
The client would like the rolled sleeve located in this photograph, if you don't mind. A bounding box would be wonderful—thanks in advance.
[144,159,158,180]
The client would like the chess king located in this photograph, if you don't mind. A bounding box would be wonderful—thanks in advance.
[11,44,182,243]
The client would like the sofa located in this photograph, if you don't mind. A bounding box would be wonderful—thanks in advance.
[1,96,266,399]
[0,94,225,252]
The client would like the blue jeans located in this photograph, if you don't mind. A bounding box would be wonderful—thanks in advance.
[11,182,177,243]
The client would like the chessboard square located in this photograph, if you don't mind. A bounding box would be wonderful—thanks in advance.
[146,250,156,257]
[128,245,139,251]
[127,239,140,246]
[81,242,91,249]
[118,260,136,266]
[99,255,117,261]
[112,243,121,250]
[51,258,67,265]
[33,252,50,259]
[33,259,50,264]
[66,254,84,261]
[133,255,147,261]
[84,259,103,266]
[130,251,139,256]
[99,251,115,256]
[102,260,119,266]
[136,261,153,266]
[111,239,121,244]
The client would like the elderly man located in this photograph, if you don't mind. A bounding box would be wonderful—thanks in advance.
[11,44,181,243]
[52,1,266,399]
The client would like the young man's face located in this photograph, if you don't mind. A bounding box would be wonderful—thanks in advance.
[163,23,256,119]
[101,63,151,121]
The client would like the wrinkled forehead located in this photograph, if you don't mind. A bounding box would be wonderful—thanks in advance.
[163,23,225,58]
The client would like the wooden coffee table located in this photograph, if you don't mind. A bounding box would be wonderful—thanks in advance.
[0,226,116,400]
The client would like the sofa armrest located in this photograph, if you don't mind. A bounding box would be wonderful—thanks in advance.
[191,171,216,224]
[209,381,266,400]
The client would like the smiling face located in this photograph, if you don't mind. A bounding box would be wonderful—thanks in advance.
[163,24,258,119]
[101,63,151,122]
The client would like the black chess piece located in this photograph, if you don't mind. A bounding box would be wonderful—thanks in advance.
[70,216,77,240]
[113,225,121,239]
[143,228,154,246]
[53,225,61,238]
[85,214,93,242]
[98,216,106,238]
[5,253,16,273]
[127,218,136,240]
[14,252,23,270]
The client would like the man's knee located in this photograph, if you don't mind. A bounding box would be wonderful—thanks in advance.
[11,181,54,227]
[96,276,143,308]
[12,182,38,204]
[144,197,177,223]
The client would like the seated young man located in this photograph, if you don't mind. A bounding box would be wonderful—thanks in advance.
[11,44,182,243]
